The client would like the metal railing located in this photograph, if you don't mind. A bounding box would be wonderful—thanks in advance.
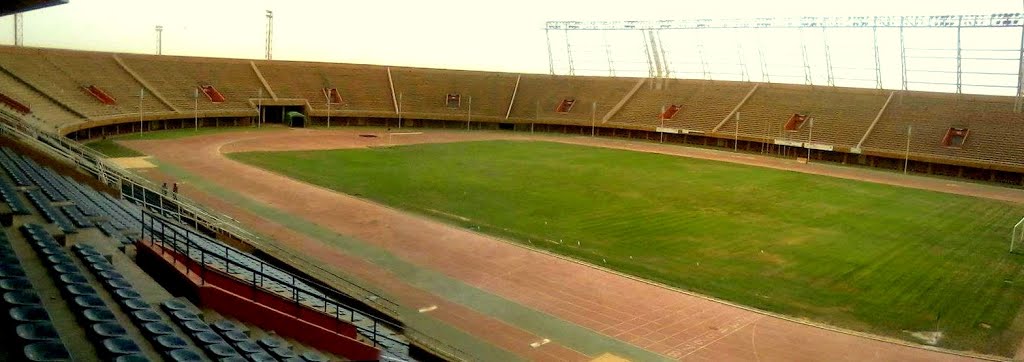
[139,209,407,352]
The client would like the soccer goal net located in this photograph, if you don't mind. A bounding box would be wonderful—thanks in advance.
[1013,216,1024,253]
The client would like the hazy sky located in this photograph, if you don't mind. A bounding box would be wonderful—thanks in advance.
[0,0,1021,93]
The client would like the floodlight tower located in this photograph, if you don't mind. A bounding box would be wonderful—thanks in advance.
[155,25,163,55]
[14,13,24,46]
[265,10,273,60]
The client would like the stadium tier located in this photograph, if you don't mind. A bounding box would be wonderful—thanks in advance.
[0,44,1023,183]
[0,140,411,360]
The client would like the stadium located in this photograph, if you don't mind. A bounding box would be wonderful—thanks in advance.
[1,0,1024,361]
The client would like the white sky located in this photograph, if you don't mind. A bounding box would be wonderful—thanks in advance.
[0,0,1021,93]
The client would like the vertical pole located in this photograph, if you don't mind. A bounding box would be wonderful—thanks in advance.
[873,20,883,89]
[533,100,538,134]
[799,28,812,85]
[193,88,198,131]
[398,92,403,129]
[590,101,596,137]
[467,95,472,130]
[603,30,616,77]
[642,30,655,78]
[822,27,834,87]
[1016,22,1024,112]
[257,88,262,128]
[734,112,740,152]
[327,98,331,128]
[265,10,273,60]
[904,124,912,174]
[659,105,665,143]
[545,28,555,75]
[956,16,963,94]
[806,118,813,161]
[13,13,23,47]
[565,29,576,76]
[757,35,771,83]
[900,18,908,91]
[155,25,163,55]
[138,88,144,137]
[657,30,671,77]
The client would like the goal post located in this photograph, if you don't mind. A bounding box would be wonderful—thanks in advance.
[1012,216,1024,253]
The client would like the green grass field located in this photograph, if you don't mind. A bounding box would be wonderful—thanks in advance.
[229,140,1024,355]
[85,139,144,157]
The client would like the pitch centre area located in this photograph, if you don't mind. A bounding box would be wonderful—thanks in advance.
[229,139,1024,355]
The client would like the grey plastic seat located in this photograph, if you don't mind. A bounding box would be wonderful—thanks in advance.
[171,309,201,323]
[160,298,195,314]
[0,264,26,278]
[15,322,60,342]
[102,337,142,356]
[257,336,290,350]
[269,347,297,359]
[23,340,72,361]
[166,348,204,362]
[3,290,41,306]
[205,343,240,358]
[132,309,164,324]
[114,288,142,300]
[72,295,106,310]
[83,308,117,323]
[91,322,129,338]
[10,306,51,323]
[98,270,125,281]
[141,321,175,336]
[192,331,224,345]
[301,351,329,362]
[212,319,247,333]
[83,255,109,265]
[233,340,265,354]
[113,354,150,362]
[221,330,250,343]
[121,298,150,312]
[182,320,213,334]
[0,277,31,291]
[247,352,278,362]
[154,334,190,350]
[45,255,73,266]
[63,284,97,297]
[51,264,78,275]
[57,273,88,286]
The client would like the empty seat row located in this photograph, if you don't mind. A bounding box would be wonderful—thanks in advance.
[18,224,147,361]
[0,228,73,361]
[162,298,329,362]
[0,177,30,215]
[0,148,33,187]
[23,191,76,234]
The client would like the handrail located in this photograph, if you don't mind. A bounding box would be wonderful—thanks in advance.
[140,208,410,352]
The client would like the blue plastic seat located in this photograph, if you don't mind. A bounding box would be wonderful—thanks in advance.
[57,273,88,286]
[22,340,71,361]
[106,278,133,290]
[91,322,129,339]
[113,288,142,300]
[121,298,150,312]
[101,337,142,356]
[0,277,31,291]
[166,348,204,362]
[62,284,97,297]
[192,331,224,345]
[212,319,248,334]
[3,290,42,306]
[205,342,241,358]
[182,320,213,334]
[221,330,250,343]
[0,264,26,278]
[113,354,150,362]
[83,308,117,323]
[160,298,195,314]
[154,334,190,350]
[141,321,175,336]
[233,340,266,354]
[131,309,164,324]
[72,295,106,310]
[51,264,79,275]
[171,309,200,321]
[15,321,60,342]
[301,351,329,362]
[9,306,51,323]
[269,346,297,359]
[247,352,278,362]
[257,336,290,350]
[44,255,73,266]
[98,270,125,281]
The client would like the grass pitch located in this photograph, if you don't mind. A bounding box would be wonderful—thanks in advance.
[229,140,1024,355]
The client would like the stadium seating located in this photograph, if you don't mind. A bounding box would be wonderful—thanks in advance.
[254,61,396,117]
[390,67,518,122]
[509,74,637,125]
[612,78,753,132]
[119,54,265,112]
